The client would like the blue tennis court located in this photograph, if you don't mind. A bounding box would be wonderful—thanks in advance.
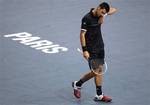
[0,0,150,105]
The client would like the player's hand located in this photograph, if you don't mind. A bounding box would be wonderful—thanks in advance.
[83,51,90,60]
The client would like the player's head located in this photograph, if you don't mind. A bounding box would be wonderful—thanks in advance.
[96,2,110,17]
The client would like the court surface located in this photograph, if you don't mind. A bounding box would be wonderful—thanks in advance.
[0,0,150,105]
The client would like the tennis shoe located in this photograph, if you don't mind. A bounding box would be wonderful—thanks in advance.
[72,81,81,99]
[94,94,112,102]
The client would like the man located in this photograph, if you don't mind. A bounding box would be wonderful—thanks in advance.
[72,2,117,102]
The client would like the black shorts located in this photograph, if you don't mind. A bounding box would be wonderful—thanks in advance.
[88,58,104,70]
[88,49,105,69]
[89,49,105,59]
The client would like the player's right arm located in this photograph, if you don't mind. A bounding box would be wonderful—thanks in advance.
[80,30,90,60]
[80,17,90,60]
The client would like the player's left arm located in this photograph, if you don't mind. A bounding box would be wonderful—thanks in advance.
[107,7,118,15]
[99,7,117,24]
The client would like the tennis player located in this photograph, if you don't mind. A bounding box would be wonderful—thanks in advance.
[72,2,117,102]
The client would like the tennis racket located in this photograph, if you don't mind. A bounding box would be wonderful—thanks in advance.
[77,48,107,75]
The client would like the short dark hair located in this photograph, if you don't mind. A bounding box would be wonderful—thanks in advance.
[99,2,110,13]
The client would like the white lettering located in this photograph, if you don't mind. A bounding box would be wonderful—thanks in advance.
[12,37,40,44]
[25,40,53,48]
[35,45,59,50]
[3,32,68,54]
[4,32,32,38]
[42,47,68,54]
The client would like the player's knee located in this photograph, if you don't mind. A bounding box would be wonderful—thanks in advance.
[92,68,102,76]
[91,70,96,76]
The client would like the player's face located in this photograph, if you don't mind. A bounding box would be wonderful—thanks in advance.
[97,7,107,17]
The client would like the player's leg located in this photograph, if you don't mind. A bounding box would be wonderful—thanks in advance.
[72,71,95,98]
[94,64,112,102]
[94,65,103,95]
[77,71,96,86]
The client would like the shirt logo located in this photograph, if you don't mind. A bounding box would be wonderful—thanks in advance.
[83,22,86,25]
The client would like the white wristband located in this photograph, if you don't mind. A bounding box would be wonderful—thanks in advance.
[104,13,108,17]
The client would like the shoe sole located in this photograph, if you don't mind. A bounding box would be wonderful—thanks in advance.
[72,81,81,99]
[94,98,112,102]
